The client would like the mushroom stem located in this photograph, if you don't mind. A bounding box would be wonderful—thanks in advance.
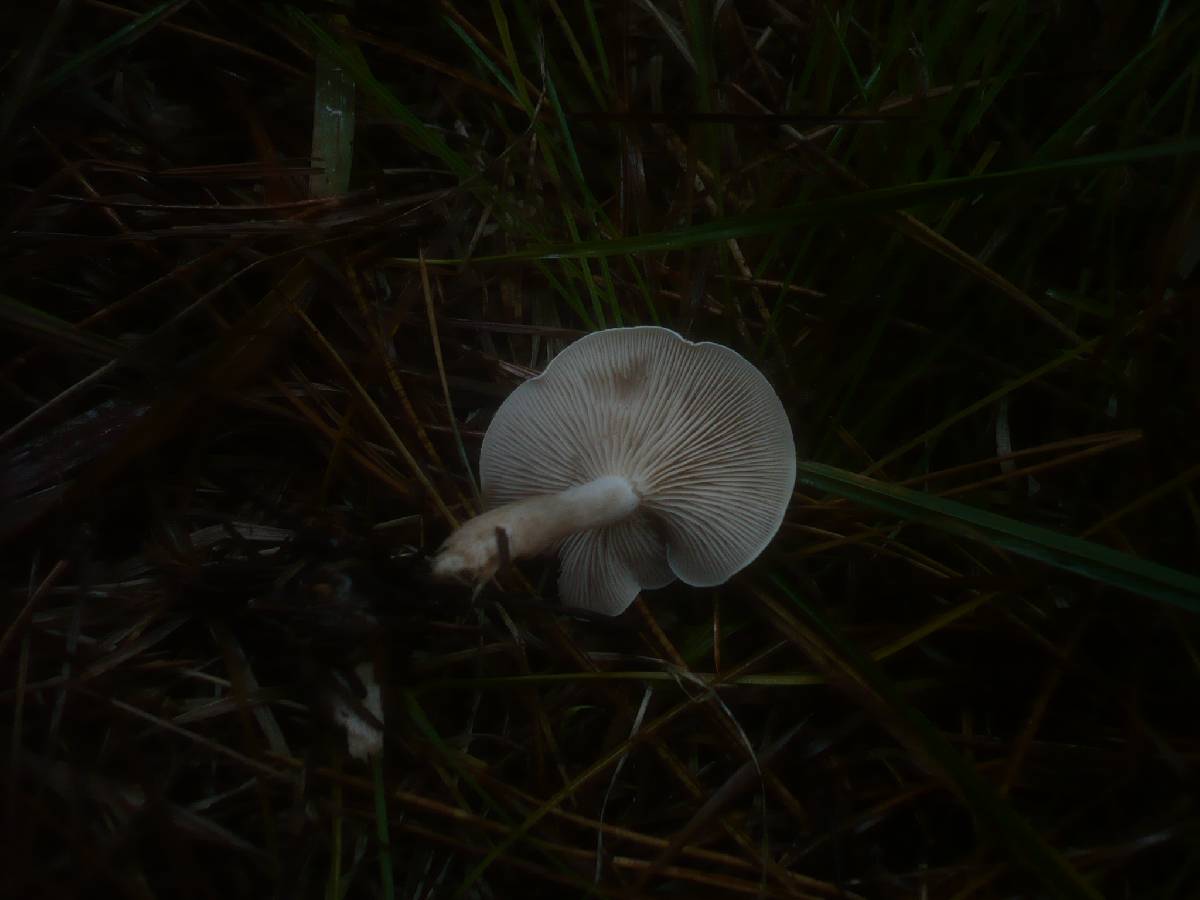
[431,476,639,584]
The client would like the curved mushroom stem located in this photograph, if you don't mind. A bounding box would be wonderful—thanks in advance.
[431,476,639,585]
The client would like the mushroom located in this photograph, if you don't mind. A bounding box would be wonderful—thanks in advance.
[431,326,795,615]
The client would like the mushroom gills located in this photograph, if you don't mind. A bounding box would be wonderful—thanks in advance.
[557,512,675,615]
[430,325,796,615]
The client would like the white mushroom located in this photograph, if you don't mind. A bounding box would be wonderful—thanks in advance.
[431,326,796,615]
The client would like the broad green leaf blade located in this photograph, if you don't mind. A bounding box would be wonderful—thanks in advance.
[795,461,1200,611]
[309,5,358,198]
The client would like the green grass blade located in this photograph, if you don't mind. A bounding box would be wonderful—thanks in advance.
[488,0,533,111]
[308,4,358,198]
[286,8,478,184]
[443,14,523,111]
[371,755,396,900]
[821,3,868,101]
[546,0,606,105]
[1036,11,1197,160]
[36,0,188,94]
[433,139,1200,263]
[795,461,1200,611]
[581,0,612,86]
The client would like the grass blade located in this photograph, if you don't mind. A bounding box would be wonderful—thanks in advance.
[36,0,190,94]
[371,755,396,900]
[795,460,1200,610]
[406,139,1200,263]
[308,3,358,198]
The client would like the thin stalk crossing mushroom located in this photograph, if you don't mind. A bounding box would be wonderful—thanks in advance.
[431,326,796,615]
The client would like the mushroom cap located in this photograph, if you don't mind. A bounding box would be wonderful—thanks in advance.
[481,326,796,615]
